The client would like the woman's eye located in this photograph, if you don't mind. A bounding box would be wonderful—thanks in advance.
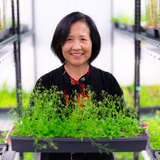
[67,38,72,41]
[81,38,86,41]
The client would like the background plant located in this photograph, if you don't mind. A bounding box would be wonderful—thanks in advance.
[121,85,160,107]
[145,0,158,28]
[0,0,7,30]
[0,130,7,143]
[0,82,31,108]
[145,111,160,149]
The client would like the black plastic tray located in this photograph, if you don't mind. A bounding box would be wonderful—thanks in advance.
[9,133,150,153]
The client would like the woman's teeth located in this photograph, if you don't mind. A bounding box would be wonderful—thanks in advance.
[71,53,83,56]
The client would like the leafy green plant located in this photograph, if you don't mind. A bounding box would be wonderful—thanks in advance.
[9,85,146,152]
[145,111,160,149]
[121,85,160,107]
[111,17,119,22]
[0,0,7,30]
[145,0,159,28]
[114,152,144,160]
[0,131,8,143]
[23,153,34,160]
[0,82,31,108]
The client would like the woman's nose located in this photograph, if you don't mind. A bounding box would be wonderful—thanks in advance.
[72,40,81,50]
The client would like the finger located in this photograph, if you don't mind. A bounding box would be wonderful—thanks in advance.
[9,126,15,132]
[5,125,15,146]
[142,122,149,127]
[141,122,149,133]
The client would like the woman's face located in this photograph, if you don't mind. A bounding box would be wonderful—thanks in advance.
[62,21,92,68]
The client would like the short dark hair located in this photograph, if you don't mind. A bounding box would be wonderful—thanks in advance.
[51,11,101,63]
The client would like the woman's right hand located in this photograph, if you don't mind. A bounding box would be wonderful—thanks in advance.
[5,125,15,146]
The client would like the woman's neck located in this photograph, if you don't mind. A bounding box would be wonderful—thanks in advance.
[64,63,90,80]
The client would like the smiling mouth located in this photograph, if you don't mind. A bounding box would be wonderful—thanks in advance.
[71,53,84,56]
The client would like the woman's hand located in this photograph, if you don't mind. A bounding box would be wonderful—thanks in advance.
[5,125,15,146]
[141,122,149,133]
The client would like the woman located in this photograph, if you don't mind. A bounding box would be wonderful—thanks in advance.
[6,11,149,160]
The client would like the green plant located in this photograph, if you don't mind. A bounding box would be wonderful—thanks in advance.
[118,15,129,24]
[0,130,8,143]
[9,85,146,153]
[121,85,160,107]
[0,82,31,108]
[111,17,119,22]
[145,0,159,28]
[23,153,34,160]
[145,111,160,149]
[0,0,7,30]
[114,152,144,160]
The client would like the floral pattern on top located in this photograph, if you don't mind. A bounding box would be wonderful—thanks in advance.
[63,66,91,107]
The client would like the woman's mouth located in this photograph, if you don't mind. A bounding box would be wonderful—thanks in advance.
[71,53,84,56]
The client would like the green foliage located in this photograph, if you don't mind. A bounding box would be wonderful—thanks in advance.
[23,153,34,160]
[111,17,119,22]
[145,0,160,27]
[114,152,144,160]
[121,85,160,107]
[140,85,160,107]
[0,82,31,108]
[0,131,8,143]
[0,0,8,30]
[146,111,160,149]
[9,85,145,152]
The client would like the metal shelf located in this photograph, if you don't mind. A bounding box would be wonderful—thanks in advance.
[20,29,34,39]
[136,33,160,48]
[0,35,17,50]
[0,30,34,74]
[141,44,160,69]
[113,28,160,68]
[0,45,14,75]
[114,28,160,48]
[114,28,135,40]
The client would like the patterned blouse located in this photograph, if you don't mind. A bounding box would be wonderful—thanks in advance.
[63,66,91,107]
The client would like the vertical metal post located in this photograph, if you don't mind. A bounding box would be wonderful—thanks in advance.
[16,0,22,117]
[110,0,114,74]
[31,0,37,81]
[16,0,23,159]
[11,0,22,117]
[134,0,141,159]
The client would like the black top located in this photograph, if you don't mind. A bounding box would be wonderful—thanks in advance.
[34,65,123,160]
[35,65,123,102]
[63,66,91,107]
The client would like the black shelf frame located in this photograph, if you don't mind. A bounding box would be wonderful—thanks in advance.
[111,0,160,160]
[0,0,35,159]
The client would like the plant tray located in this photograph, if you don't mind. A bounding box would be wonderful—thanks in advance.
[9,134,150,153]
[146,27,159,38]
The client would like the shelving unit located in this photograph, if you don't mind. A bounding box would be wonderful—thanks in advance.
[0,35,17,49]
[0,30,34,74]
[111,0,160,160]
[136,33,160,48]
[0,0,35,159]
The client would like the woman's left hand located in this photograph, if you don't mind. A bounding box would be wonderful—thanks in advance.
[141,122,149,133]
